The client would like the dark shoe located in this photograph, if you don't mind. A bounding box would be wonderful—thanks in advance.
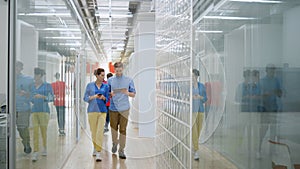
[193,151,199,160]
[24,144,32,154]
[112,143,118,153]
[103,128,109,133]
[119,151,126,159]
[59,130,66,136]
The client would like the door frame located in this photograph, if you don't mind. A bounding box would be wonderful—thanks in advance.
[8,0,17,168]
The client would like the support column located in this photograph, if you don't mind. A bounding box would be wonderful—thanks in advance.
[132,14,156,138]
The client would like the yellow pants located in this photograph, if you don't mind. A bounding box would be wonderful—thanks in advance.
[192,112,204,151]
[31,113,49,152]
[88,112,106,152]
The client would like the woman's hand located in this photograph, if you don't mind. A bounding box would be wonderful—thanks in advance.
[193,94,203,100]
[90,94,99,100]
[34,94,46,99]
[99,95,106,101]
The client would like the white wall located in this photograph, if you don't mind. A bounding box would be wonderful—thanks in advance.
[224,26,245,102]
[128,52,139,129]
[38,51,61,83]
[283,6,300,67]
[247,24,283,67]
[224,24,283,102]
[133,21,156,137]
[0,1,8,97]
[16,20,38,77]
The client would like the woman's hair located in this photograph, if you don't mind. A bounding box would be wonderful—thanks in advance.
[94,68,105,76]
[192,69,200,76]
[34,67,46,76]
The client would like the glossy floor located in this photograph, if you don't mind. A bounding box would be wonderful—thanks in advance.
[15,109,236,169]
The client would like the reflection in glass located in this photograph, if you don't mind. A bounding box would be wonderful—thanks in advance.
[193,0,300,168]
[191,69,207,161]
[31,67,54,161]
[51,72,67,136]
[16,61,34,155]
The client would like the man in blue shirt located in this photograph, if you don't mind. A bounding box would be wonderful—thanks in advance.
[16,61,34,154]
[257,64,282,158]
[108,62,136,159]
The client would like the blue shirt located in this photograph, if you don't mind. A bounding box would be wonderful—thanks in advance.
[16,74,34,112]
[31,82,54,113]
[236,82,261,112]
[260,76,282,112]
[108,75,136,112]
[83,82,109,113]
[192,82,207,113]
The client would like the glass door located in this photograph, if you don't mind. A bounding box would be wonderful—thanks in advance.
[1,0,10,168]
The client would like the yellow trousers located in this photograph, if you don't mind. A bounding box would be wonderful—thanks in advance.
[192,112,204,151]
[31,113,49,152]
[88,112,106,152]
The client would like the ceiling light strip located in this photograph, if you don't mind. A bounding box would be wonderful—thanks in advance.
[18,12,71,16]
[66,0,105,58]
[229,0,283,3]
[203,16,256,20]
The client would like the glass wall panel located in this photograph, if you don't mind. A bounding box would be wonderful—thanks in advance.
[193,0,300,169]
[0,1,8,168]
[13,0,88,168]
[155,0,193,168]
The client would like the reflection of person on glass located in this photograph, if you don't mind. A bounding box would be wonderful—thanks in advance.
[235,69,261,112]
[16,61,34,154]
[192,69,207,160]
[257,64,282,158]
[108,62,136,159]
[51,72,66,136]
[31,68,54,162]
[260,64,282,112]
[83,68,109,162]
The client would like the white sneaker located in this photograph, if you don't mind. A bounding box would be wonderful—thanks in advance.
[41,148,47,156]
[194,151,199,160]
[95,152,102,162]
[92,149,97,156]
[32,152,38,162]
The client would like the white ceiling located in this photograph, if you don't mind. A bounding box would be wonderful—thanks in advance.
[17,0,152,62]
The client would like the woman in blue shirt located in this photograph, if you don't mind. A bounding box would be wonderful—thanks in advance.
[30,68,54,161]
[192,69,207,160]
[83,68,109,162]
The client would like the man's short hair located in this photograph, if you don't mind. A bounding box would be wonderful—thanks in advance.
[266,64,276,71]
[107,72,113,79]
[114,62,123,68]
[16,61,23,68]
[54,72,60,79]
